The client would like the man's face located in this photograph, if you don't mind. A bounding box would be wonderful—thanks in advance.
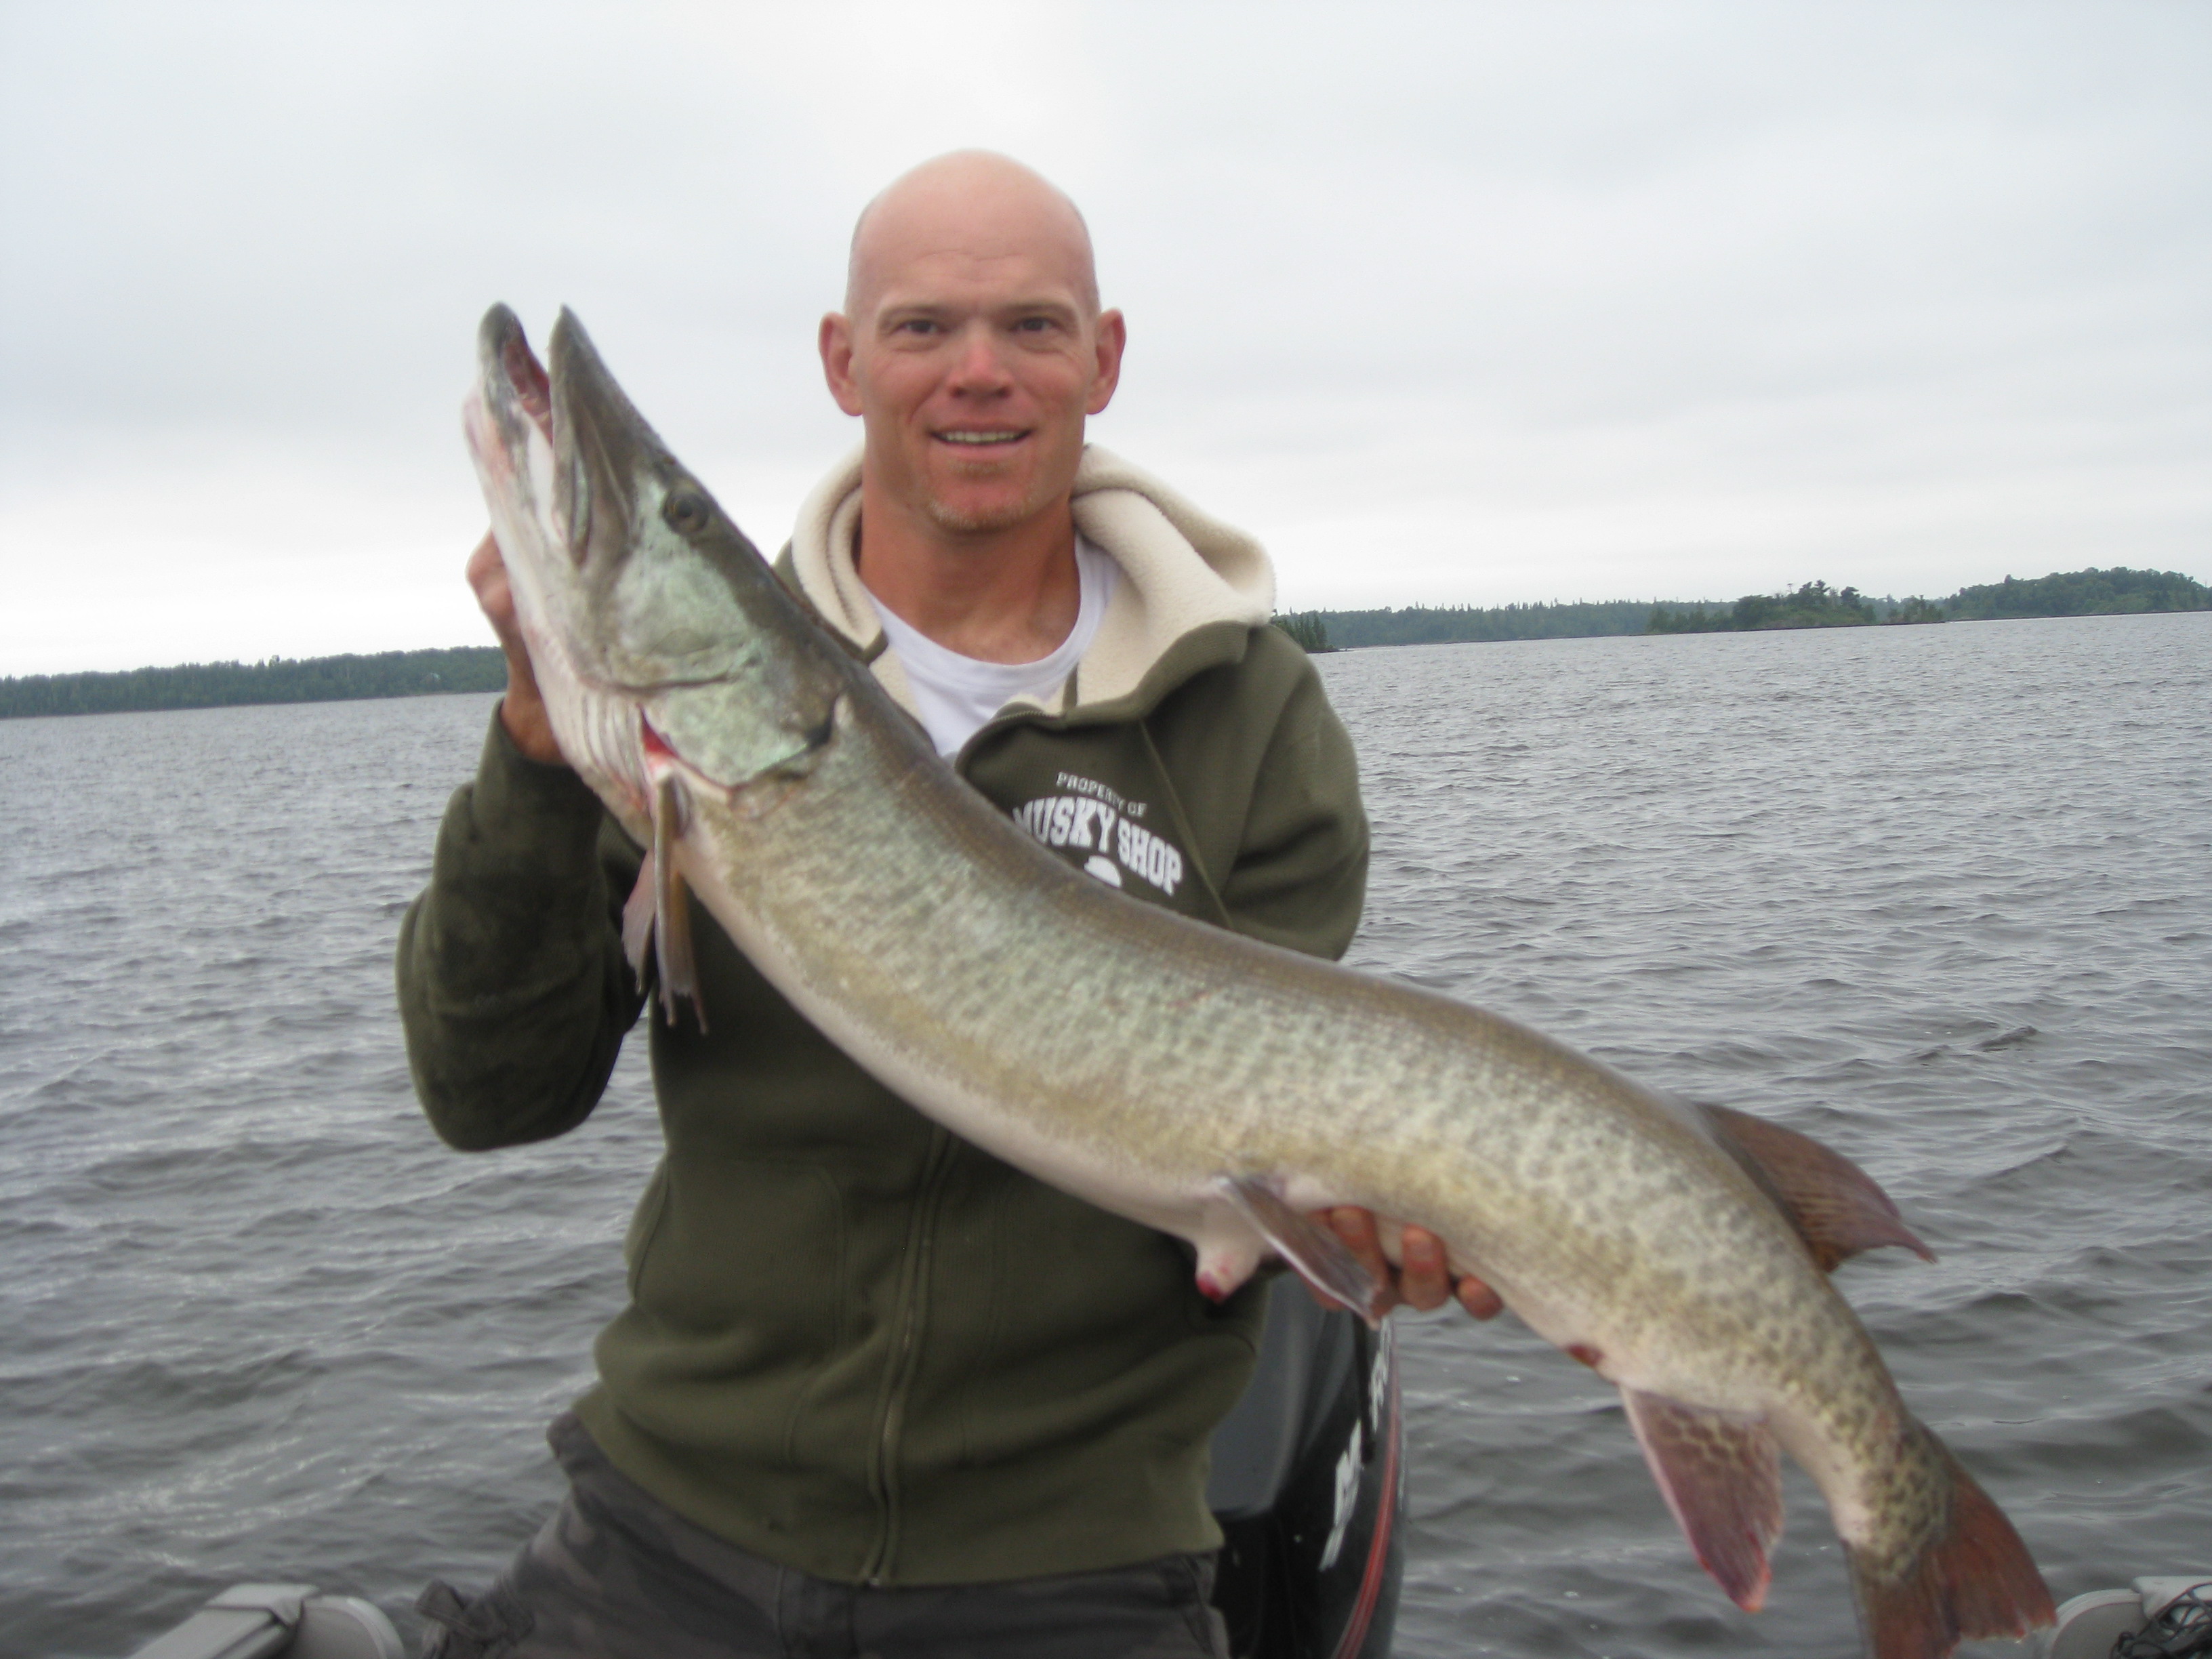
[821,190,1124,540]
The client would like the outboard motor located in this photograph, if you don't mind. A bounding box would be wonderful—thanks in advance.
[1207,1281,1404,1659]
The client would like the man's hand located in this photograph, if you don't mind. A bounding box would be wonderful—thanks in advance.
[1317,1207,1504,1320]
[468,531,566,766]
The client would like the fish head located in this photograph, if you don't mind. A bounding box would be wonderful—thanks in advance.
[464,305,847,809]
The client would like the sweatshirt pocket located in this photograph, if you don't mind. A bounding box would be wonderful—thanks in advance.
[630,1155,848,1356]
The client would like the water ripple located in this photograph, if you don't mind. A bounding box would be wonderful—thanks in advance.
[1,614,2207,1656]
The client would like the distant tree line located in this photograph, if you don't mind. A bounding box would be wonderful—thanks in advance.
[1308,599,1662,649]
[1290,567,2205,649]
[1649,581,1880,633]
[6,567,2204,720]
[1271,611,1331,652]
[0,647,508,720]
[1944,567,2209,620]
[1645,568,2207,634]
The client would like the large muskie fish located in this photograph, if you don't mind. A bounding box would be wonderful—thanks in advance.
[462,305,2052,1659]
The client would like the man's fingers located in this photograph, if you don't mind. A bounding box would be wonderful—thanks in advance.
[464,530,566,768]
[466,529,502,594]
[1326,1206,1395,1285]
[1456,1273,1504,1320]
[1397,1225,1453,1313]
[1304,1208,1394,1315]
[1307,1210,1502,1322]
[1325,1205,1382,1266]
[467,531,522,642]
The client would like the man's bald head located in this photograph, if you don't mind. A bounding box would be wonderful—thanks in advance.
[819,150,1124,564]
[844,150,1100,321]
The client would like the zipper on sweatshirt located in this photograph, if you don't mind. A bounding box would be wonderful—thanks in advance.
[860,1123,958,1585]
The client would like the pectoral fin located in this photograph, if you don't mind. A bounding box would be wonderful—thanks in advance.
[621,851,657,981]
[650,776,705,1031]
[1215,1175,1387,1324]
[1696,1102,1933,1270]
[1622,1388,1784,1613]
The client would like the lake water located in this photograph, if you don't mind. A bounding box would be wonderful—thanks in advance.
[2,613,2207,1658]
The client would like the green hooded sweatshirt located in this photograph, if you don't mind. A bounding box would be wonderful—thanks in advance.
[396,447,1368,1586]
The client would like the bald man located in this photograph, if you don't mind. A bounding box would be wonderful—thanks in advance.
[401,152,1484,1659]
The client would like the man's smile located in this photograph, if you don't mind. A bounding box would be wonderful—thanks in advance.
[934,428,1031,447]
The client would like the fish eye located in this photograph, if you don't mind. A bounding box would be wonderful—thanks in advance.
[663,491,712,533]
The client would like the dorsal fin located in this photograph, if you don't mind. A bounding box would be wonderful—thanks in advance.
[1696,1103,1934,1271]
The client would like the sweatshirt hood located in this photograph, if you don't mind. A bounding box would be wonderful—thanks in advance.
[785,445,1277,718]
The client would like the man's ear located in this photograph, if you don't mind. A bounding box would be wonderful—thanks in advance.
[1086,308,1126,416]
[820,312,865,416]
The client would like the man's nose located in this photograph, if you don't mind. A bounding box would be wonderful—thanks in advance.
[945,324,1015,394]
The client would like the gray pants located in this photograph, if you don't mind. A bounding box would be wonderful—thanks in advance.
[418,1413,1227,1659]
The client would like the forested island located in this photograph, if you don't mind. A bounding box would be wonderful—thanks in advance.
[1644,567,2205,634]
[3,567,2204,718]
[1646,581,1938,633]
[1277,565,2207,653]
[1943,566,2210,620]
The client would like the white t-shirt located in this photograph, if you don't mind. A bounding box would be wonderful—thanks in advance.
[868,538,1118,757]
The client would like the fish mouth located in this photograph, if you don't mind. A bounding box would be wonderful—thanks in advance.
[467,302,840,775]
[498,316,554,445]
[472,304,554,454]
[472,302,673,579]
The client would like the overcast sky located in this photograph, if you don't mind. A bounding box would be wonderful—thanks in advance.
[2,1,2206,675]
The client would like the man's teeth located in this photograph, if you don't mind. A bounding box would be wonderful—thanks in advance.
[938,431,1025,445]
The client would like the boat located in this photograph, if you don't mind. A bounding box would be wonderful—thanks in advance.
[2045,1576,2211,1658]
[123,1278,1403,1659]
[122,1586,401,1659]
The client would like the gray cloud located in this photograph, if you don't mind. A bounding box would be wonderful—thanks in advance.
[2,0,2205,672]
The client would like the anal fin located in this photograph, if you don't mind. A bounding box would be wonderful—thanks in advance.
[1623,1387,1784,1613]
[1215,1175,1387,1324]
[1697,1102,1933,1270]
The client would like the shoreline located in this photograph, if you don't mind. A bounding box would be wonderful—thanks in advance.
[9,586,2207,721]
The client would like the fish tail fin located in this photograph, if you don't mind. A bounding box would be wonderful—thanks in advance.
[1848,1420,2053,1659]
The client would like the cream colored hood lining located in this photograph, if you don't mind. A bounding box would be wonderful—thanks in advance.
[787,445,1277,717]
